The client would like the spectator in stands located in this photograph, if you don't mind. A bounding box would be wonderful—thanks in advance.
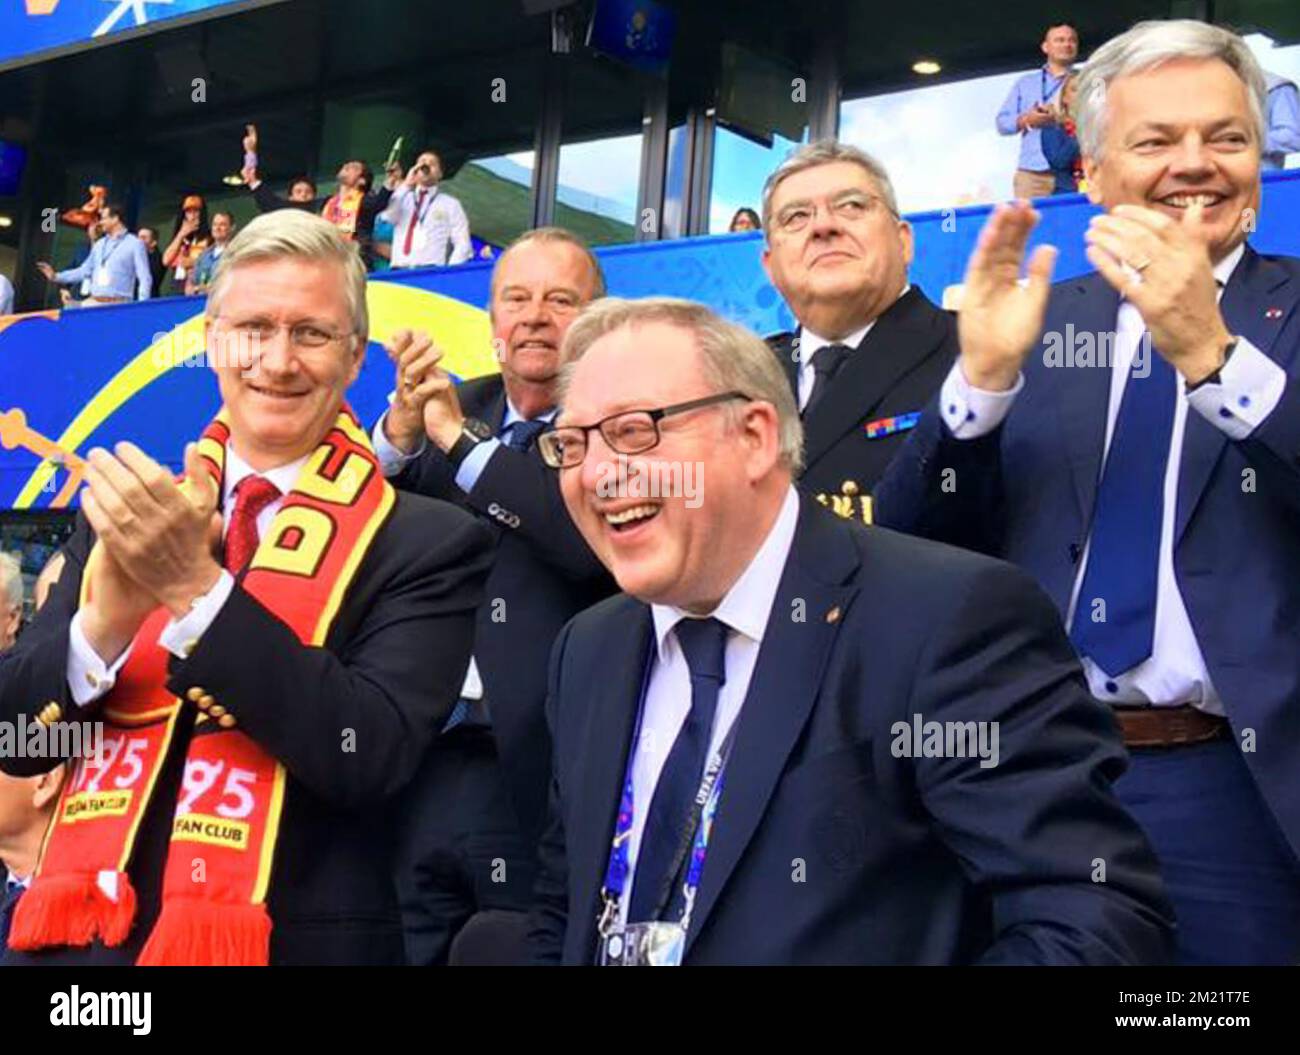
[997,22,1079,199]
[0,763,66,948]
[0,271,13,316]
[37,202,152,305]
[186,211,236,295]
[379,151,472,269]
[138,227,165,298]
[0,552,20,652]
[1041,73,1082,194]
[240,123,398,268]
[161,195,212,296]
[1263,71,1300,170]
[728,207,761,232]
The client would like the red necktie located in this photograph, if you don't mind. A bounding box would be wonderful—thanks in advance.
[223,475,281,575]
[402,189,425,258]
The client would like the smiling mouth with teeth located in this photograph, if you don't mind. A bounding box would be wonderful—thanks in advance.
[1159,192,1226,208]
[603,504,660,532]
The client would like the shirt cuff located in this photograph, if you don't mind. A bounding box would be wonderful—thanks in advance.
[158,571,236,660]
[453,437,502,493]
[372,407,428,477]
[1186,338,1287,441]
[67,611,134,707]
[939,361,1024,439]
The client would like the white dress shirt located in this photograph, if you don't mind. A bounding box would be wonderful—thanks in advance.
[795,285,910,410]
[379,184,472,268]
[66,447,308,707]
[619,485,800,920]
[372,399,557,710]
[937,244,1287,711]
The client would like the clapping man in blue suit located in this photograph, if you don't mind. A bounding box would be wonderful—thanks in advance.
[876,20,1300,964]
[527,296,1171,965]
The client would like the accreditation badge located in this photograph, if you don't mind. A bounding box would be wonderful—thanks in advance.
[95,266,110,287]
[597,921,686,966]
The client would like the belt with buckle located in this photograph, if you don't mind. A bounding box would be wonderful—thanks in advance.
[1112,704,1228,749]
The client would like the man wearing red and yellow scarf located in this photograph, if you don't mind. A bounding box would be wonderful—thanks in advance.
[0,210,492,966]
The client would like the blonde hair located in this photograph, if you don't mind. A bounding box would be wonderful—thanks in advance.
[0,551,22,614]
[206,209,368,336]
[558,296,803,473]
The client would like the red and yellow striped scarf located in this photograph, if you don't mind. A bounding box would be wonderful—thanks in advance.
[11,405,394,965]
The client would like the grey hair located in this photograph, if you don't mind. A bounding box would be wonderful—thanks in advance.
[761,139,899,235]
[557,296,804,474]
[206,209,369,337]
[490,226,607,302]
[1075,19,1268,160]
[0,551,22,615]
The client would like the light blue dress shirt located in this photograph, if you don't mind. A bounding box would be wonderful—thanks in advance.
[996,66,1068,173]
[54,231,152,301]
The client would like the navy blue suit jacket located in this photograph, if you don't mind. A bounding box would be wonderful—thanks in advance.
[875,246,1300,857]
[529,497,1173,964]
[386,375,615,845]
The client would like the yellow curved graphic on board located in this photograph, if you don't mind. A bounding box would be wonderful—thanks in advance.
[12,283,496,509]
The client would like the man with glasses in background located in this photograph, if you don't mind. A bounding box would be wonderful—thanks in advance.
[761,142,957,524]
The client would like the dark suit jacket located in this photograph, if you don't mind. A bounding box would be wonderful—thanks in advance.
[387,375,615,846]
[875,246,1300,858]
[0,490,493,965]
[530,496,1173,965]
[768,286,957,521]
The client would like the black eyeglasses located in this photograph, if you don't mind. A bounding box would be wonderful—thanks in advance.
[538,391,751,469]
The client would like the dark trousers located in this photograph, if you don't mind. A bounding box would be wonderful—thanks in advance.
[1116,737,1300,965]
[393,725,537,966]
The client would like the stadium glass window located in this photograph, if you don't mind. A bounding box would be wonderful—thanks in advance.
[708,125,807,235]
[839,71,1027,214]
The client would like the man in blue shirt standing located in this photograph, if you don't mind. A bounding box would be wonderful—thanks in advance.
[996,22,1079,200]
[1263,71,1300,170]
[36,201,152,304]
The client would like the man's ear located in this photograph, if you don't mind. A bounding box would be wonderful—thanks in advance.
[33,764,66,811]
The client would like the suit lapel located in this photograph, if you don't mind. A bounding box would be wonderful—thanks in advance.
[1051,275,1118,523]
[1174,247,1296,544]
[567,602,653,962]
[685,499,860,952]
[769,331,800,401]
[801,288,948,470]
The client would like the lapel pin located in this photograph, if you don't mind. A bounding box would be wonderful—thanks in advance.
[1265,307,1284,320]
[825,606,841,624]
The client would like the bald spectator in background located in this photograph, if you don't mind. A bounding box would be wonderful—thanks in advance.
[0,552,22,653]
[0,764,65,948]
[997,22,1080,199]
[1263,71,1300,170]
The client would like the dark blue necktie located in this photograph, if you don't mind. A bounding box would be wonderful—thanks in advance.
[505,418,548,452]
[803,343,852,418]
[1070,337,1176,677]
[0,879,24,950]
[629,617,729,922]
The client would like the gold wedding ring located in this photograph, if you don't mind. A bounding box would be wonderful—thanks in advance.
[1127,256,1152,272]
